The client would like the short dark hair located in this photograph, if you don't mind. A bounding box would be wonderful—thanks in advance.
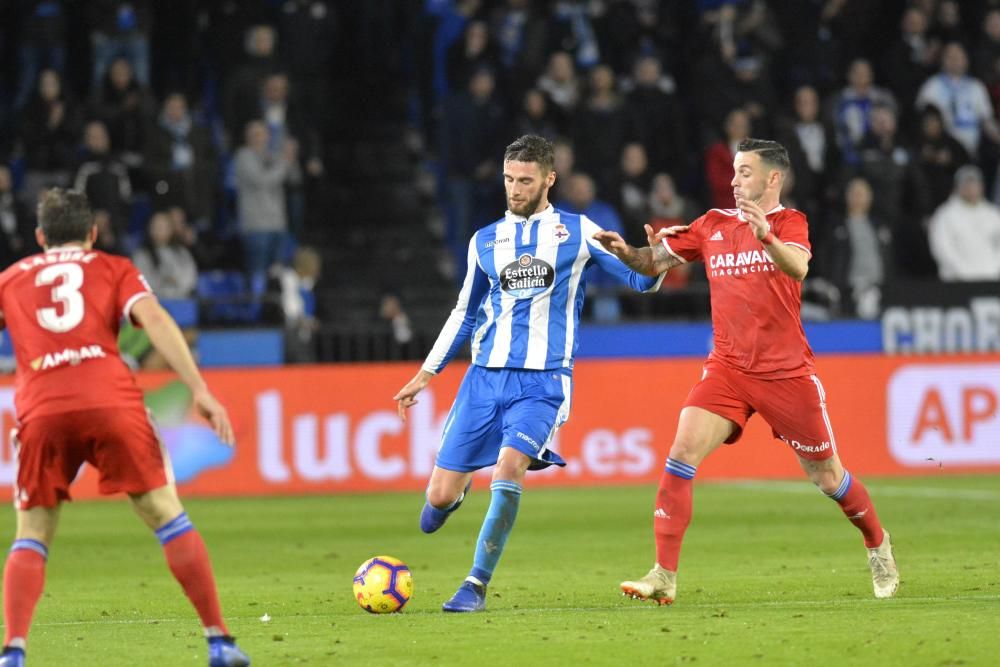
[504,135,555,173]
[736,138,791,173]
[37,189,94,245]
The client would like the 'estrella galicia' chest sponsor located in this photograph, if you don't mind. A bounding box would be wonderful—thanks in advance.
[500,253,555,298]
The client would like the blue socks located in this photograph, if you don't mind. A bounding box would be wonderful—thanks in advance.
[467,480,522,586]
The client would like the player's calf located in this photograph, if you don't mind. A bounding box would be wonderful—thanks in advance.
[420,479,473,534]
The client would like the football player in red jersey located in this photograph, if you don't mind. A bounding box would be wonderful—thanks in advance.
[0,190,249,667]
[594,139,898,605]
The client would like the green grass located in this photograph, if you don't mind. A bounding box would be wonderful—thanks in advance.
[3,476,999,666]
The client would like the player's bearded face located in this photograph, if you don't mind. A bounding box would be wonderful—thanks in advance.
[504,161,551,217]
[731,152,767,203]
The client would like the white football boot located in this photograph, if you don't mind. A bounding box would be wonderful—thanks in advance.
[867,530,899,599]
[620,564,677,606]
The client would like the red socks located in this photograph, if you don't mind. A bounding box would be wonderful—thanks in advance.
[653,459,696,571]
[828,471,884,548]
[3,540,48,646]
[162,530,228,634]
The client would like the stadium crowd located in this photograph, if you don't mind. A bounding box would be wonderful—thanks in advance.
[0,1,332,299]
[419,0,1000,318]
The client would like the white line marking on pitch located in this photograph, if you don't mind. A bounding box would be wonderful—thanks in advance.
[32,595,1000,626]
[723,480,1000,501]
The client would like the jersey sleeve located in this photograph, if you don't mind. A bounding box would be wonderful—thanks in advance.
[115,258,156,325]
[421,235,491,374]
[581,216,664,292]
[774,210,811,257]
[662,215,706,263]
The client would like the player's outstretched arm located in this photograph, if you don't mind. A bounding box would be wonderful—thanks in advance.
[592,227,684,276]
[131,297,235,445]
[393,369,434,422]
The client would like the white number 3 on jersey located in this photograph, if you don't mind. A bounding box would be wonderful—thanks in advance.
[36,263,85,332]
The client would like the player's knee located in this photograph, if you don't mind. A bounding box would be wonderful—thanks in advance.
[807,470,840,495]
[426,485,462,509]
[495,448,531,482]
[668,438,706,465]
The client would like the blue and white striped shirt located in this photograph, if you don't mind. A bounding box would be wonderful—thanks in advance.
[423,205,663,373]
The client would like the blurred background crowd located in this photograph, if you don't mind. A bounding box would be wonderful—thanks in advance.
[1,0,999,363]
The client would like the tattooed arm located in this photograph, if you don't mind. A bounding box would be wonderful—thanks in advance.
[591,224,687,276]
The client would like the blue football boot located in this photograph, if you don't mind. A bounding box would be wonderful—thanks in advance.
[0,647,24,667]
[442,580,487,612]
[208,636,250,667]
[420,479,473,534]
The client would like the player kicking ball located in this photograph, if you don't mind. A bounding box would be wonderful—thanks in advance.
[593,139,899,605]
[0,190,249,666]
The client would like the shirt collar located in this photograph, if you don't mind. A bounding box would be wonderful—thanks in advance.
[505,204,554,224]
[736,203,784,221]
[45,244,90,253]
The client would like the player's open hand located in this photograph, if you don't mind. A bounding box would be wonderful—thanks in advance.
[591,230,633,261]
[736,196,770,240]
[394,370,434,422]
[192,388,235,446]
[645,223,689,247]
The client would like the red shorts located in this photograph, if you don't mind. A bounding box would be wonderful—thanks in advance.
[13,406,170,510]
[683,362,837,460]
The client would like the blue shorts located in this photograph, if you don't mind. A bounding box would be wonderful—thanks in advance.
[435,365,572,473]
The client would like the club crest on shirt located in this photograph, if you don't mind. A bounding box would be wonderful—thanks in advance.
[552,224,570,243]
[500,254,555,298]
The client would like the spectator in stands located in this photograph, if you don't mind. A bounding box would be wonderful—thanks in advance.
[913,105,970,211]
[704,108,751,209]
[547,0,601,70]
[13,0,67,112]
[18,68,81,198]
[90,56,154,166]
[777,84,836,221]
[0,165,35,267]
[928,165,1000,281]
[880,6,939,118]
[379,292,414,346]
[855,102,929,277]
[829,58,897,168]
[279,246,322,363]
[440,66,507,258]
[133,210,198,299]
[223,25,280,137]
[513,88,558,141]
[257,72,324,180]
[916,42,1000,160]
[235,120,295,276]
[929,0,968,48]
[549,136,575,203]
[623,54,686,182]
[92,208,125,255]
[74,120,132,244]
[572,64,627,193]
[609,143,652,245]
[646,172,696,290]
[488,0,548,100]
[87,0,151,89]
[447,20,499,92]
[819,177,892,318]
[536,51,580,132]
[144,92,218,226]
[556,171,624,321]
[973,8,1000,83]
[277,0,337,112]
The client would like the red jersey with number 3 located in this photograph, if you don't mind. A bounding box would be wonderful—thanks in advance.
[663,205,816,379]
[0,246,155,420]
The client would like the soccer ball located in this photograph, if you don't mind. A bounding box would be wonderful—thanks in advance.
[353,556,413,613]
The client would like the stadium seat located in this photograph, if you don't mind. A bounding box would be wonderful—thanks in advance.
[196,271,261,324]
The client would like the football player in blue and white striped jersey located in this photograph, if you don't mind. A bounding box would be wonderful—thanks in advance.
[394,135,665,612]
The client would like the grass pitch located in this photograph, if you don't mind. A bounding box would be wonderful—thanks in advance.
[3,475,998,666]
